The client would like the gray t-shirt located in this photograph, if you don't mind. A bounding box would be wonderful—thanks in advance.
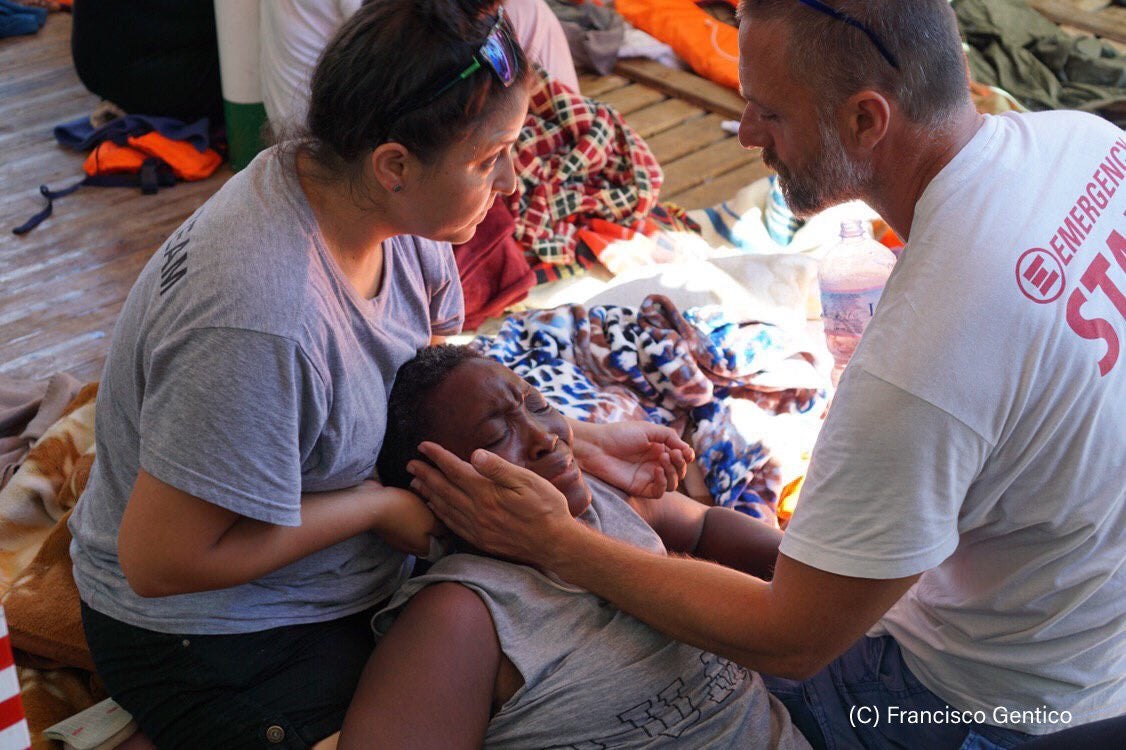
[375,477,809,749]
[69,146,464,634]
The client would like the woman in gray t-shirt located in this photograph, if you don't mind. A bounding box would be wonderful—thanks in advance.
[69,2,689,748]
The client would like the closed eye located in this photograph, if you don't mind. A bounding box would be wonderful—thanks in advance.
[526,391,552,414]
[484,427,508,447]
[482,146,511,170]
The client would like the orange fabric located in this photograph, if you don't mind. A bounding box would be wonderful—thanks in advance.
[778,474,803,528]
[872,219,905,254]
[577,220,637,258]
[127,132,222,181]
[615,0,740,90]
[82,133,222,182]
[82,141,145,177]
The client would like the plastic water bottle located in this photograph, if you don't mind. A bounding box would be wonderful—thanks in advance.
[819,220,897,387]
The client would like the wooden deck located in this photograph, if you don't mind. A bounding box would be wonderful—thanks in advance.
[1,2,1121,385]
[586,58,771,210]
[0,12,767,385]
[0,14,233,384]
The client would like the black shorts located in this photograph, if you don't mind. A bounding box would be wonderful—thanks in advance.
[81,602,378,749]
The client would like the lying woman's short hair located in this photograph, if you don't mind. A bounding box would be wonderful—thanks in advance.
[306,0,532,172]
[378,345,485,489]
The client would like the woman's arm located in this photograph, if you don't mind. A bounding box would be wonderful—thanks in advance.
[339,582,502,750]
[630,492,783,580]
[117,469,441,597]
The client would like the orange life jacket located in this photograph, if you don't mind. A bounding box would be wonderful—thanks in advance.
[82,132,222,181]
[17,131,222,235]
[615,0,740,90]
[82,141,146,176]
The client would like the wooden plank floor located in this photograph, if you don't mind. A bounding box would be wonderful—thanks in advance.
[0,13,768,385]
[0,14,232,384]
[1031,0,1126,45]
[587,59,772,210]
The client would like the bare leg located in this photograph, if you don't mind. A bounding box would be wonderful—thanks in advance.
[313,732,339,750]
[116,731,155,750]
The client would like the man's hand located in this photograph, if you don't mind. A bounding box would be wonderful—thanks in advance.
[407,442,574,565]
[570,420,694,499]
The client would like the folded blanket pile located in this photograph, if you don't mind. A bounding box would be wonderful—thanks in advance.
[1,382,96,594]
[955,0,1126,126]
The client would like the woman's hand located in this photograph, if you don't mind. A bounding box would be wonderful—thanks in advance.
[366,481,447,557]
[407,443,574,566]
[569,419,694,499]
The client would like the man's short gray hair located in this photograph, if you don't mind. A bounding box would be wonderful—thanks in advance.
[739,0,969,128]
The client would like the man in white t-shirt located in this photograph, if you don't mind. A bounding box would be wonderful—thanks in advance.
[405,1,1125,748]
[260,0,579,132]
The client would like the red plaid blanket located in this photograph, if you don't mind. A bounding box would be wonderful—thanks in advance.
[508,66,663,266]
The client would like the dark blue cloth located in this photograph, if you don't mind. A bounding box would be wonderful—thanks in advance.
[53,114,212,153]
[0,0,47,37]
[764,636,1036,750]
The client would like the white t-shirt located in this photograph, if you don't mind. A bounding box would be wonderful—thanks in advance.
[780,111,1125,734]
[259,0,363,132]
[260,0,579,131]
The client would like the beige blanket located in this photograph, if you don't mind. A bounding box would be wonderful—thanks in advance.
[0,382,102,746]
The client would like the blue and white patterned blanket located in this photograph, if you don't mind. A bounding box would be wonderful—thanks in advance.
[472,295,824,524]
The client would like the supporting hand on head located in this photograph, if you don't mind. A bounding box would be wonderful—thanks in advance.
[570,420,694,499]
[408,442,574,565]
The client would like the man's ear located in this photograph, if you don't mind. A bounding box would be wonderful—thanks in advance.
[843,90,891,154]
[369,142,412,194]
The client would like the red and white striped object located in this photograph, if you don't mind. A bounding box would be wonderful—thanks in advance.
[0,608,30,750]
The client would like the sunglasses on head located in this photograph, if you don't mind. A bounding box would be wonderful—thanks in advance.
[386,8,519,126]
[796,0,900,70]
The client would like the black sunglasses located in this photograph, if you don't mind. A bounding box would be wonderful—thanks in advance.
[797,0,900,70]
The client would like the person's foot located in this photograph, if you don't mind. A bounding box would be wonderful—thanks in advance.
[91,100,127,129]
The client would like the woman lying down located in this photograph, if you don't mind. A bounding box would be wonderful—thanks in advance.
[339,345,811,749]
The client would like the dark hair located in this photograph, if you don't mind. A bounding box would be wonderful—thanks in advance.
[304,0,531,176]
[378,345,485,490]
[739,0,968,129]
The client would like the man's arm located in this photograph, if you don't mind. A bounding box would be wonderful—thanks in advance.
[410,443,917,679]
[545,523,917,678]
[339,582,498,749]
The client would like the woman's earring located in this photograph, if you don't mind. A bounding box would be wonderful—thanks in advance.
[393,185,403,193]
